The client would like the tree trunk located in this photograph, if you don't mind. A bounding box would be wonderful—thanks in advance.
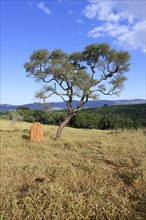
[55,115,74,140]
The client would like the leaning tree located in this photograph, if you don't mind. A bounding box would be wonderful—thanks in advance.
[24,43,130,140]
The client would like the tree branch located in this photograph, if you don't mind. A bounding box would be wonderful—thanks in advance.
[54,78,68,91]
[97,71,115,84]
[41,77,55,83]
[94,87,117,95]
[47,90,68,102]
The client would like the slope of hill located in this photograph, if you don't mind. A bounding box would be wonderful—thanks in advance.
[0,99,145,112]
[1,120,145,219]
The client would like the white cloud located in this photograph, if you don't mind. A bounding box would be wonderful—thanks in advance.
[116,21,146,52]
[83,1,119,22]
[83,0,146,52]
[88,23,129,38]
[84,0,145,23]
[116,1,145,21]
[76,19,85,24]
[37,2,51,15]
[68,10,73,14]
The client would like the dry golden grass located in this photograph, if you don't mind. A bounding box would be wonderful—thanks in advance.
[0,119,146,220]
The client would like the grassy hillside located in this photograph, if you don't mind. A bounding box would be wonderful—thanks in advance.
[0,120,146,219]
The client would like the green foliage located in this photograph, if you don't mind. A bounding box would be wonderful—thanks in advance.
[9,111,23,122]
[70,112,99,129]
[47,112,66,125]
[23,115,35,123]
[0,111,11,120]
[72,104,146,130]
[99,115,112,130]
[24,43,130,108]
[82,43,110,65]
[1,104,145,130]
[17,106,31,111]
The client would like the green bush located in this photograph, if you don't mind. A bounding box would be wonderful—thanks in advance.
[17,106,31,111]
[23,115,35,123]
[99,115,112,130]
[70,112,99,129]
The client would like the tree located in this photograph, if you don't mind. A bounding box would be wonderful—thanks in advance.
[24,43,130,140]
[17,106,31,111]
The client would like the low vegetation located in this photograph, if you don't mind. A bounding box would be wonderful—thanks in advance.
[0,120,146,219]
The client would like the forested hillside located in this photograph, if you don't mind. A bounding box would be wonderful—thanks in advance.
[1,104,146,130]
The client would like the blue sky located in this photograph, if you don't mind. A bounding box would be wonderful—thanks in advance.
[1,0,146,105]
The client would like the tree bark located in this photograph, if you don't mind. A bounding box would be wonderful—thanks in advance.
[55,95,87,140]
[55,115,74,140]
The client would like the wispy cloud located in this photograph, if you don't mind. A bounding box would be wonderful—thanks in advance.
[88,23,129,38]
[27,1,33,7]
[37,2,51,15]
[76,19,85,24]
[83,0,146,52]
[68,10,73,14]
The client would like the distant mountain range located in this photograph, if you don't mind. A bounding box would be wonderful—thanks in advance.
[0,99,145,112]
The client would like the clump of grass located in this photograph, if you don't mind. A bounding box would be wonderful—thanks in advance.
[0,120,146,219]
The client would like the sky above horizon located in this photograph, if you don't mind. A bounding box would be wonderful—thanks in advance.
[1,0,146,105]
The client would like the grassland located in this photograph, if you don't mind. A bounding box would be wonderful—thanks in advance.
[0,120,146,220]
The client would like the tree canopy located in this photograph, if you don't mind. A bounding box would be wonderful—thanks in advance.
[24,43,130,139]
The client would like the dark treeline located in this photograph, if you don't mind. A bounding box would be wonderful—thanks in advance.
[1,104,146,130]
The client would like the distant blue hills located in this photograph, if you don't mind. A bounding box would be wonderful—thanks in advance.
[0,99,145,112]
